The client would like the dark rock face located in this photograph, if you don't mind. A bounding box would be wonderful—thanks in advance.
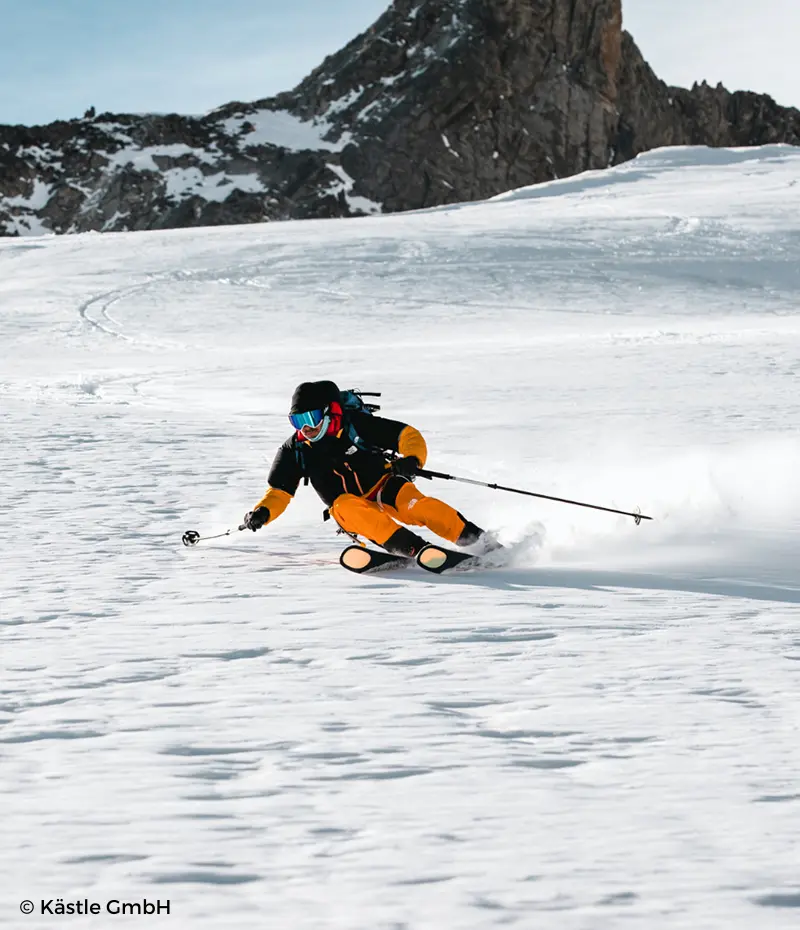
[2,0,799,236]
[614,32,800,159]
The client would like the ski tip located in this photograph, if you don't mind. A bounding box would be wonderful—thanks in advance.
[339,545,410,575]
[340,545,374,573]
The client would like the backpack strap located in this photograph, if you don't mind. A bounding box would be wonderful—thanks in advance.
[293,438,310,485]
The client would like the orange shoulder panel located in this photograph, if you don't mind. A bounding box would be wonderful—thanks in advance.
[398,425,428,468]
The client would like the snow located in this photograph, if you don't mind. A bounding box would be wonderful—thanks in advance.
[82,140,270,212]
[104,142,217,173]
[4,178,52,211]
[323,87,365,118]
[100,209,131,232]
[2,179,53,235]
[163,168,266,204]
[442,133,460,157]
[220,108,354,152]
[1,145,800,929]
[18,144,62,166]
[324,163,382,215]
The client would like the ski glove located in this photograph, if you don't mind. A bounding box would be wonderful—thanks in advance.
[243,506,270,531]
[391,456,420,478]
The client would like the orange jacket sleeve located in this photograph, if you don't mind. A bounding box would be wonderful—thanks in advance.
[252,487,293,525]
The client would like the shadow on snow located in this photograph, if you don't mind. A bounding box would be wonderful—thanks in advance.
[398,564,800,604]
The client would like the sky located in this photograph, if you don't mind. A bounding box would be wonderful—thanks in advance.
[1,0,798,127]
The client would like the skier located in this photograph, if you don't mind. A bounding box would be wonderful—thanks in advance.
[242,380,493,557]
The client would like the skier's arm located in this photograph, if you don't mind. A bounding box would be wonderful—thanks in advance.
[250,487,293,525]
[397,425,427,467]
[356,413,428,468]
[244,440,300,531]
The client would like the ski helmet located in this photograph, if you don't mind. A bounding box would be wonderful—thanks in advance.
[289,381,341,442]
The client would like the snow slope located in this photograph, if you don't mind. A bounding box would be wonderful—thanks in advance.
[1,145,799,929]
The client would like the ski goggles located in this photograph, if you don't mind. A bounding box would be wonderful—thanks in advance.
[289,408,326,431]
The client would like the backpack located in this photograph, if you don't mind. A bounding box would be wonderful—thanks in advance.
[294,389,382,478]
[338,389,381,451]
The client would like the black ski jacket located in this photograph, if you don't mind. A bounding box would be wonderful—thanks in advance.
[266,412,427,507]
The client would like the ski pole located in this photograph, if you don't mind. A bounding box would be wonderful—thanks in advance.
[416,468,653,525]
[182,525,247,547]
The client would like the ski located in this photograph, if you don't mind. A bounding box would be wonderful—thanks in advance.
[339,545,412,575]
[415,543,481,574]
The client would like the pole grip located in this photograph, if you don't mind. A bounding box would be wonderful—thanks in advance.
[417,468,452,481]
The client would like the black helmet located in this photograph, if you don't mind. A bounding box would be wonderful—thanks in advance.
[289,380,340,415]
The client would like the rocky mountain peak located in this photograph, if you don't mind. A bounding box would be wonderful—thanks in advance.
[2,0,798,236]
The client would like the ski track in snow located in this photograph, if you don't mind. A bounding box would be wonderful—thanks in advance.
[1,146,800,929]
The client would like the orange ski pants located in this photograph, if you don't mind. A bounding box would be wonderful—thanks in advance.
[330,480,466,547]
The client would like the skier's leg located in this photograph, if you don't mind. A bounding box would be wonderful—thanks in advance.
[330,493,427,556]
[383,479,485,546]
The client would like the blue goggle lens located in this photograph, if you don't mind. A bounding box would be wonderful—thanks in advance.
[289,409,325,430]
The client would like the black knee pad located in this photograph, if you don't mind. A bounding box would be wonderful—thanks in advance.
[379,475,411,509]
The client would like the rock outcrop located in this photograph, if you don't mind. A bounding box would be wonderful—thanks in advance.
[2,0,799,235]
